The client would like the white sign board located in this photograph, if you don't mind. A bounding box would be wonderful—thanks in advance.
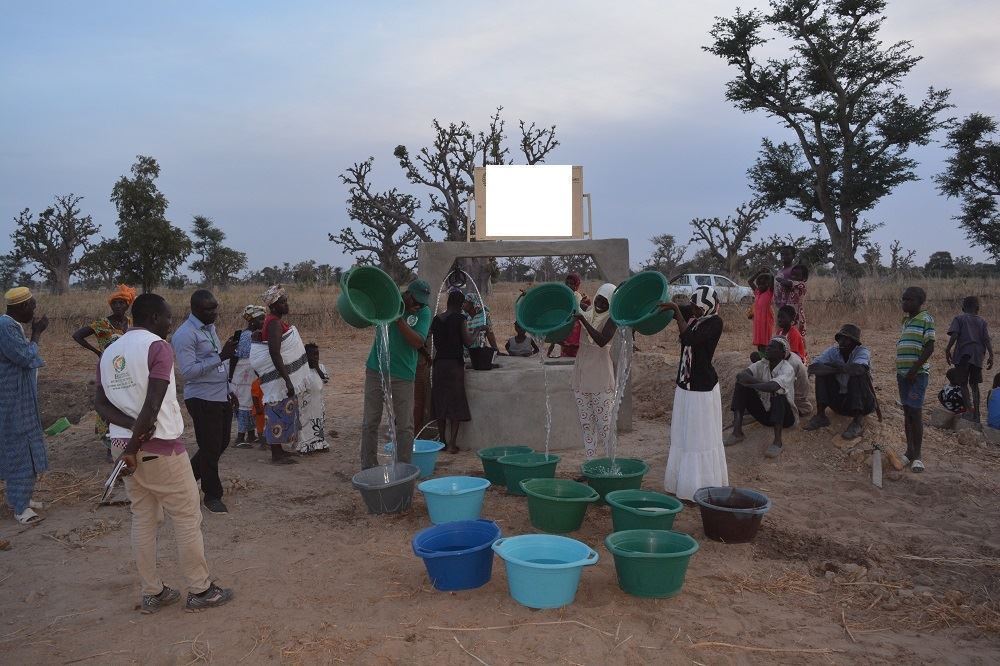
[473,165,583,240]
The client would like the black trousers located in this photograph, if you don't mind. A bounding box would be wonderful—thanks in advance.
[185,398,233,501]
[815,374,876,417]
[732,384,795,428]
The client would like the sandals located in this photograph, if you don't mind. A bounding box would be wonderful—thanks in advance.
[764,444,783,459]
[723,432,745,447]
[911,459,925,473]
[802,415,831,431]
[841,421,864,440]
[15,508,45,525]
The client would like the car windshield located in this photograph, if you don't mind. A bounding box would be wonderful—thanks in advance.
[695,275,712,286]
[715,277,735,287]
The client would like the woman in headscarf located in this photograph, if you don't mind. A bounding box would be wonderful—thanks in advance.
[230,305,266,448]
[431,289,473,453]
[250,285,310,464]
[572,283,618,459]
[658,286,728,500]
[463,292,498,350]
[72,284,135,459]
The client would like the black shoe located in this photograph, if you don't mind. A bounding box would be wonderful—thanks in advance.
[141,585,180,614]
[204,498,228,513]
[185,583,233,612]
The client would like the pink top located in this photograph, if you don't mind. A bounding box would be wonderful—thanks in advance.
[752,288,775,347]
[96,337,185,456]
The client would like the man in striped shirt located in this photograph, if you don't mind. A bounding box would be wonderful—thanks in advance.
[897,287,935,473]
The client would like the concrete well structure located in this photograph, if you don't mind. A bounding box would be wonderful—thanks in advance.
[417,239,632,451]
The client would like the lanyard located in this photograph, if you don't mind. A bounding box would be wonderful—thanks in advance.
[201,328,219,353]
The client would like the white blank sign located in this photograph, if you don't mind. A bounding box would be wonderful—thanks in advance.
[474,165,583,239]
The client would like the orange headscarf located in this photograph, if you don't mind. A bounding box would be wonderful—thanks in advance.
[108,284,137,307]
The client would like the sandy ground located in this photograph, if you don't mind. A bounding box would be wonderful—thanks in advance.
[2,314,999,665]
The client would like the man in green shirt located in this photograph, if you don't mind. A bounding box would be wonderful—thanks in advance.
[360,279,432,469]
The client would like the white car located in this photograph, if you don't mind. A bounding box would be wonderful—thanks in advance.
[668,273,753,304]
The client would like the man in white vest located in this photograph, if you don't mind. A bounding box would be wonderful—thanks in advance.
[95,293,233,614]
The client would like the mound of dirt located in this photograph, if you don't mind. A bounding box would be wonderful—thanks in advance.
[37,376,93,430]
[632,350,747,420]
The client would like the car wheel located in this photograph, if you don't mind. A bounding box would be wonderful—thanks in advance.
[739,295,752,305]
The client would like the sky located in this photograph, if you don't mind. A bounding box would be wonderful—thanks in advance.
[1,1,998,275]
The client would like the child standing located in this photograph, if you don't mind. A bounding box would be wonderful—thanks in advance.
[897,286,935,473]
[749,271,774,354]
[945,296,994,424]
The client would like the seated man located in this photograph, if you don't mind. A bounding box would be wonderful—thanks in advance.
[803,324,876,439]
[726,337,797,459]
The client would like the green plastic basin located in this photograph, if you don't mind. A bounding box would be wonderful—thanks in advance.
[337,265,405,329]
[477,446,534,485]
[498,453,561,495]
[606,489,683,532]
[521,478,600,533]
[580,458,649,504]
[609,271,672,336]
[516,283,577,343]
[605,529,699,598]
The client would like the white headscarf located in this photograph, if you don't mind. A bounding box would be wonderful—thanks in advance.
[583,283,616,330]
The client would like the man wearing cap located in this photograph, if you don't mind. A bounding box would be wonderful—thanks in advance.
[0,287,49,524]
[804,324,876,439]
[360,280,432,469]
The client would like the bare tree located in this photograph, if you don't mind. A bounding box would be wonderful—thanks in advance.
[689,199,771,276]
[889,240,917,274]
[644,234,688,276]
[12,194,100,294]
[331,158,426,282]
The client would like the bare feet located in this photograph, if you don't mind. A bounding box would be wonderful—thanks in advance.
[446,445,460,454]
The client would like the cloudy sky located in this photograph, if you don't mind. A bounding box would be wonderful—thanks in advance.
[1,1,998,275]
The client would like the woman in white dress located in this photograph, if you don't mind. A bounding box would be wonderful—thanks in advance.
[572,283,618,459]
[659,286,728,500]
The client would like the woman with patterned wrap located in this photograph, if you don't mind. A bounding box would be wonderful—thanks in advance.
[72,284,135,460]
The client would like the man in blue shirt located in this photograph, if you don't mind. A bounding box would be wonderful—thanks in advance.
[172,290,237,513]
[803,324,876,440]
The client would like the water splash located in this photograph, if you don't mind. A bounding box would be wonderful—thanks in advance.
[602,326,634,474]
[375,323,396,483]
[528,333,554,461]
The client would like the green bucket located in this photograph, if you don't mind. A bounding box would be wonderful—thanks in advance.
[521,478,600,533]
[606,489,683,532]
[498,453,560,495]
[605,529,699,598]
[516,283,577,343]
[609,271,672,336]
[337,265,405,329]
[44,417,71,436]
[580,458,649,504]
[477,446,534,485]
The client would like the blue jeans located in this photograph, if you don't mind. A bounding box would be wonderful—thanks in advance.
[897,373,929,409]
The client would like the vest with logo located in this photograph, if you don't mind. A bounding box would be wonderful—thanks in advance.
[99,329,184,441]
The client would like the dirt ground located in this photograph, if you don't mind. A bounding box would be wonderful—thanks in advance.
[2,310,999,665]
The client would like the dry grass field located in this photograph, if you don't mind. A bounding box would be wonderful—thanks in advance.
[1,276,999,664]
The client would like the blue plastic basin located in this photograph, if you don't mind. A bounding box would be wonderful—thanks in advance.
[418,476,491,524]
[385,439,445,478]
[412,519,501,591]
[492,534,599,609]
